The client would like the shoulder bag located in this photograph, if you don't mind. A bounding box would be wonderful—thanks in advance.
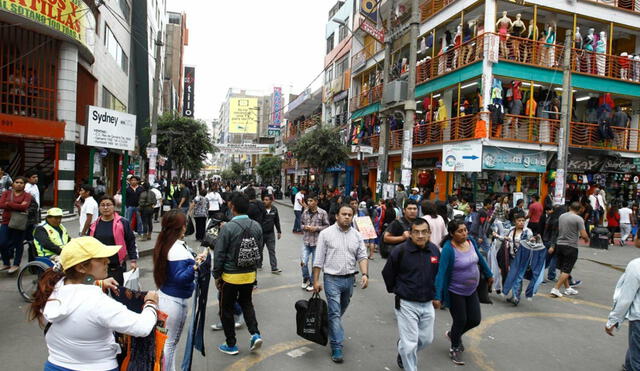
[8,192,28,231]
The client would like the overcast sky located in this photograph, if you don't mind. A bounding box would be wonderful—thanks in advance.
[166,0,339,122]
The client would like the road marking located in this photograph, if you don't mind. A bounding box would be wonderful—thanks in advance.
[286,346,312,358]
[224,339,312,371]
[533,293,611,311]
[580,257,626,272]
[466,312,605,371]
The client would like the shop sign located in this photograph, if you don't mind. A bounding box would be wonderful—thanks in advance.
[482,147,547,173]
[442,142,483,172]
[0,113,65,140]
[327,163,346,172]
[183,66,195,117]
[360,0,379,24]
[217,143,270,155]
[360,20,384,44]
[368,159,378,169]
[333,90,348,103]
[270,87,283,130]
[352,145,373,154]
[567,155,637,173]
[86,106,136,151]
[412,157,438,169]
[600,158,636,173]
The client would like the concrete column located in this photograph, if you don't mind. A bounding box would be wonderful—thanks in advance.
[56,42,79,212]
[481,0,497,131]
[631,100,639,150]
[443,89,453,140]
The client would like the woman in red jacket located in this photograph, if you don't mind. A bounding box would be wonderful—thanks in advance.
[607,204,621,245]
[0,176,33,273]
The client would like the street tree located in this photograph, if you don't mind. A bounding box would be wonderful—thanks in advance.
[289,126,349,187]
[256,156,282,184]
[155,113,216,178]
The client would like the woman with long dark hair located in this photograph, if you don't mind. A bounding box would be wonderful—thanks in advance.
[422,200,447,249]
[434,219,493,366]
[89,195,138,285]
[153,209,206,371]
[30,237,158,371]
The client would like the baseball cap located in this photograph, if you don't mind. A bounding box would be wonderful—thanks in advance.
[60,236,121,271]
[412,187,419,192]
[46,208,64,217]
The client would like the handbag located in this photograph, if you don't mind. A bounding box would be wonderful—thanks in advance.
[8,192,28,231]
[185,215,195,236]
[295,292,329,346]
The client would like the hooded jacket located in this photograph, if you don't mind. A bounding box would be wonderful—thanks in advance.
[43,280,156,370]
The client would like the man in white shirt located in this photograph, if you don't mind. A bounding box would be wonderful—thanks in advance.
[79,184,99,236]
[206,185,225,220]
[151,185,162,222]
[589,187,605,225]
[266,185,274,196]
[293,188,307,233]
[619,201,634,246]
[24,170,40,242]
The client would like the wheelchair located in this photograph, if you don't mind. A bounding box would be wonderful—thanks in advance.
[17,240,54,303]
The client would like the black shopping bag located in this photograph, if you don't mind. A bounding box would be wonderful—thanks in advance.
[295,292,328,346]
[185,215,195,236]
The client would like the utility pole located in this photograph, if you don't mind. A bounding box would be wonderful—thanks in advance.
[376,0,394,198]
[400,0,419,187]
[148,30,163,185]
[554,30,573,206]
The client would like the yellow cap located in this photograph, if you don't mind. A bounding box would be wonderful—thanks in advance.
[46,208,64,217]
[60,236,121,271]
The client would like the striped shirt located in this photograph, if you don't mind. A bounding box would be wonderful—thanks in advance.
[313,224,367,275]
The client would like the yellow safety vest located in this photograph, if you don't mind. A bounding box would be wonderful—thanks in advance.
[166,184,175,201]
[33,222,70,257]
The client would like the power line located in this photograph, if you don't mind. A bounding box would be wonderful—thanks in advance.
[102,2,160,62]
[0,7,92,29]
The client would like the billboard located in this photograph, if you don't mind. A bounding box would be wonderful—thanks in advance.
[270,87,283,130]
[183,66,195,117]
[360,0,379,24]
[86,105,137,151]
[229,97,258,134]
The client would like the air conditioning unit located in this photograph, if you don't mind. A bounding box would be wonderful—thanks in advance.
[382,80,408,106]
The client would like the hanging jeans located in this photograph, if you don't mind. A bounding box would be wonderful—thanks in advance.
[395,299,435,371]
[159,291,189,371]
[324,273,355,351]
[502,244,546,300]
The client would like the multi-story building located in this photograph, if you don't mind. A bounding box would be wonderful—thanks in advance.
[163,11,188,114]
[344,0,640,204]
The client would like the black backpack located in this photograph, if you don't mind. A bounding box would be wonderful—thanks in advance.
[232,221,260,268]
[379,218,411,259]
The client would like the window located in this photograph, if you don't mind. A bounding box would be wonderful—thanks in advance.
[325,66,333,84]
[105,25,129,73]
[326,33,334,54]
[339,17,349,42]
[102,87,126,112]
[119,0,130,22]
[335,57,348,78]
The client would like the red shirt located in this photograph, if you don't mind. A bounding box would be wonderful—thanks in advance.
[607,212,620,227]
[528,201,543,223]
[0,190,32,225]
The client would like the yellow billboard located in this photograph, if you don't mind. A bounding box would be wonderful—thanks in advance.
[229,97,258,134]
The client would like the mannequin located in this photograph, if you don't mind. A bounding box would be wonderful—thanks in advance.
[596,31,607,76]
[584,28,595,74]
[620,52,629,80]
[462,20,474,63]
[543,24,556,67]
[496,11,513,58]
[510,14,526,62]
[438,35,447,75]
[437,98,448,121]
[419,37,427,54]
[574,27,584,72]
[522,22,538,63]
[634,55,640,83]
[453,25,462,69]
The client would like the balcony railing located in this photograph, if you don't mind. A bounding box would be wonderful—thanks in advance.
[416,34,484,85]
[585,0,638,13]
[389,115,480,150]
[420,0,457,23]
[570,121,640,153]
[359,134,380,152]
[490,114,560,145]
[351,83,383,111]
[352,39,384,71]
[496,33,564,69]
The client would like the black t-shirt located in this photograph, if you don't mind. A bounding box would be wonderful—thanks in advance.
[179,187,191,205]
[94,220,116,246]
[387,217,412,240]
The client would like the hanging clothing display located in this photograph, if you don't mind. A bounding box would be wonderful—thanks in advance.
[181,253,212,370]
[502,235,547,302]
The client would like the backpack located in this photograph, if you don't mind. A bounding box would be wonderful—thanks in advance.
[232,221,260,268]
[380,217,411,259]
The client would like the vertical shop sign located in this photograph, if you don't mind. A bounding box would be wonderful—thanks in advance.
[360,0,379,24]
[183,66,195,117]
[270,87,282,132]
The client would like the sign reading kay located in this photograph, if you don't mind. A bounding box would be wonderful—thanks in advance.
[86,106,136,151]
[442,141,482,172]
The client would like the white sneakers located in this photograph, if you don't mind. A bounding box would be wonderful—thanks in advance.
[550,288,563,298]
[550,287,579,297]
[564,287,579,296]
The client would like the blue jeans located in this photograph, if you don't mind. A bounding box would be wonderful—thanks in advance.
[44,360,118,371]
[159,291,189,371]
[293,210,302,232]
[503,247,546,300]
[396,299,435,371]
[301,244,316,284]
[125,206,142,234]
[546,250,558,280]
[626,320,640,371]
[0,224,25,266]
[324,274,355,350]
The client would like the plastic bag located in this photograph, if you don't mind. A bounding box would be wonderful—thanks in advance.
[123,268,141,291]
[295,292,328,346]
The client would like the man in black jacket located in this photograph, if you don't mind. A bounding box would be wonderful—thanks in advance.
[245,187,265,226]
[382,218,440,371]
[260,194,282,273]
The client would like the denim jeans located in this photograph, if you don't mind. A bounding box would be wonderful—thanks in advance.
[293,210,302,232]
[159,291,189,371]
[125,206,142,234]
[0,224,25,266]
[396,299,435,371]
[301,244,316,284]
[324,274,355,350]
[503,247,546,300]
[260,233,278,270]
[44,360,118,371]
[626,320,640,371]
[621,223,633,243]
[546,250,558,280]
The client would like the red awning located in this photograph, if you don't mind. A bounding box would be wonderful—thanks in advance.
[0,113,65,141]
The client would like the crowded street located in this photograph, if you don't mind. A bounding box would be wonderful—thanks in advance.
[0,202,632,370]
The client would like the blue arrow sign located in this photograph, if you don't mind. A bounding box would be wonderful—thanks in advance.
[462,155,479,160]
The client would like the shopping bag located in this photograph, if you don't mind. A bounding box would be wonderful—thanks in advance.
[123,268,141,291]
[186,216,195,236]
[295,292,328,346]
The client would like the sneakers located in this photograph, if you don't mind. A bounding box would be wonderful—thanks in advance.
[218,343,239,355]
[506,296,519,306]
[564,287,579,296]
[305,284,314,292]
[271,268,282,274]
[449,347,465,365]
[211,323,223,331]
[550,288,563,298]
[0,265,10,272]
[210,314,244,330]
[445,331,464,352]
[331,348,344,363]
[249,334,263,352]
[7,266,19,274]
[570,279,582,287]
[301,279,309,289]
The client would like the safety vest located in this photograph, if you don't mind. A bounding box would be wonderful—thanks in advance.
[33,222,70,257]
[166,184,176,201]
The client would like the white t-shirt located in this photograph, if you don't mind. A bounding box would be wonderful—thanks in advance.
[80,196,99,233]
[25,182,40,206]
[151,188,162,208]
[267,186,274,195]
[620,207,633,224]
[294,192,305,211]
[206,191,223,211]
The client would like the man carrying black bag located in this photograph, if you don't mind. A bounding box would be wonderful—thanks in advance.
[382,218,440,371]
[295,292,328,346]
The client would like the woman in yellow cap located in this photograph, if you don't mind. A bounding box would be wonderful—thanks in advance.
[30,236,158,371]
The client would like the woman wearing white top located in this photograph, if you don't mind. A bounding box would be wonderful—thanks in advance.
[206,185,225,220]
[30,236,158,371]
[422,200,448,249]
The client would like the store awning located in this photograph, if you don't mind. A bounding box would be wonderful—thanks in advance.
[0,113,65,141]
[351,103,381,120]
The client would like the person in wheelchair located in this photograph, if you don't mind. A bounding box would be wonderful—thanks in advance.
[33,208,69,260]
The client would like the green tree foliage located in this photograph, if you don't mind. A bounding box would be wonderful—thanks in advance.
[156,114,216,177]
[290,126,349,185]
[221,161,246,182]
[256,156,283,183]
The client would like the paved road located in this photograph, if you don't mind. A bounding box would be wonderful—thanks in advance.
[0,203,634,370]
